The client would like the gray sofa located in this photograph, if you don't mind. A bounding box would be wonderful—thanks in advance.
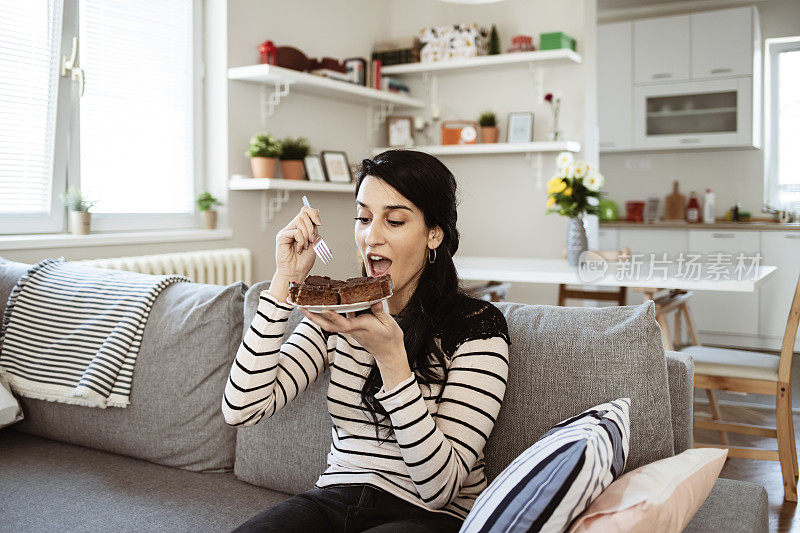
[0,259,768,532]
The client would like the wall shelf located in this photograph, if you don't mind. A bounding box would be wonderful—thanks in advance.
[380,49,582,75]
[227,64,425,109]
[370,141,581,156]
[229,176,356,193]
[229,176,355,229]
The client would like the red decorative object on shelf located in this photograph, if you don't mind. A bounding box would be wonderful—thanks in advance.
[507,34,535,53]
[257,40,276,64]
[625,201,645,222]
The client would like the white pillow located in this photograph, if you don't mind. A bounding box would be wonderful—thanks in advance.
[0,371,24,428]
[460,398,631,533]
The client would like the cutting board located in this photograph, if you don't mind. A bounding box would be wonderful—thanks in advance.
[664,181,686,220]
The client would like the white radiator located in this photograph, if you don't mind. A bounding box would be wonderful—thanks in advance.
[74,248,253,285]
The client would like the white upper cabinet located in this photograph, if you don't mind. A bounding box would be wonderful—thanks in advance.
[598,22,633,151]
[633,15,691,84]
[691,7,755,79]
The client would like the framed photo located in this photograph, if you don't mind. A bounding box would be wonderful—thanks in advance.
[386,116,413,147]
[321,151,352,183]
[507,112,534,143]
[303,155,326,182]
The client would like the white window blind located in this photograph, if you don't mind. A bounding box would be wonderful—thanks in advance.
[0,0,62,216]
[78,0,195,215]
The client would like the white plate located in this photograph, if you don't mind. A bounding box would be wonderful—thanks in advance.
[286,293,392,314]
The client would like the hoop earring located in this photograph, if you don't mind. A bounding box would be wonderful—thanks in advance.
[428,248,437,264]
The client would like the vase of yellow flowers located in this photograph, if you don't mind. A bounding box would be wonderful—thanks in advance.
[546,152,605,266]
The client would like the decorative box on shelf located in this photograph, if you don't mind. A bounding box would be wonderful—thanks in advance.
[540,31,577,52]
[419,23,489,63]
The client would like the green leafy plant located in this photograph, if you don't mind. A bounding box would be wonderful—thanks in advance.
[246,133,281,158]
[488,24,501,55]
[196,191,222,212]
[279,136,310,160]
[478,111,497,127]
[60,187,96,212]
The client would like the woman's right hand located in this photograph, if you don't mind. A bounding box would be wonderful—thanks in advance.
[275,206,323,281]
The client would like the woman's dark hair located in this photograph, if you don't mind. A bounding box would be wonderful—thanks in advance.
[355,149,466,442]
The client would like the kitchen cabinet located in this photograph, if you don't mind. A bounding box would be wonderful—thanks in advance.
[686,230,760,336]
[759,232,800,350]
[691,7,755,80]
[598,22,633,151]
[633,15,691,84]
[597,228,618,251]
[601,6,760,152]
[633,77,754,149]
[618,228,688,257]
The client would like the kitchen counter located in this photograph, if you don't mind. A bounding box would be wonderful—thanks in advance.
[599,220,800,231]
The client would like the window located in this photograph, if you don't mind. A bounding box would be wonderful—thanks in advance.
[0,0,203,235]
[765,37,800,211]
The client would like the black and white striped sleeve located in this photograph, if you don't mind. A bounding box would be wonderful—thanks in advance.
[222,290,334,427]
[374,335,510,510]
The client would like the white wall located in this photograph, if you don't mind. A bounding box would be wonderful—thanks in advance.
[598,0,800,220]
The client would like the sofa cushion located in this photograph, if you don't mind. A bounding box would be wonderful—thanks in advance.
[3,257,244,472]
[462,398,631,533]
[0,258,29,320]
[485,301,674,479]
[569,447,727,532]
[235,280,332,494]
[684,477,769,533]
[0,429,288,533]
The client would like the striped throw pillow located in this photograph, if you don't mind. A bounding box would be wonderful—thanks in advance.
[461,398,631,533]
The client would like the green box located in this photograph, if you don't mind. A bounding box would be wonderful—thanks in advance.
[540,32,576,52]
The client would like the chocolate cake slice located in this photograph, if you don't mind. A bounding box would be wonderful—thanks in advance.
[288,274,393,306]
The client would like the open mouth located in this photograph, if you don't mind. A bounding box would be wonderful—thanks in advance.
[367,254,392,277]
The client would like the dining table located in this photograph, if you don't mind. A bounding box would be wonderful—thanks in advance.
[453,255,777,350]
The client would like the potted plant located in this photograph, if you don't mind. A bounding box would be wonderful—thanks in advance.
[196,191,222,230]
[60,187,96,235]
[246,134,280,179]
[278,136,310,180]
[479,111,499,143]
[546,152,605,266]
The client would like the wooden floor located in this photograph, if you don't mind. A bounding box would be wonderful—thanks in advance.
[695,403,799,532]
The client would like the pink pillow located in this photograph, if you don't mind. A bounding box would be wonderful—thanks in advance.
[568,448,728,533]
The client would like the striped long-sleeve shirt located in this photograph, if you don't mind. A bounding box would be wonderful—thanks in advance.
[222,290,510,521]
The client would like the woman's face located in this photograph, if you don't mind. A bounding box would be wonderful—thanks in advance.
[355,175,442,314]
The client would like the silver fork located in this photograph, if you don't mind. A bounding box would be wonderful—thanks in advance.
[302,195,333,265]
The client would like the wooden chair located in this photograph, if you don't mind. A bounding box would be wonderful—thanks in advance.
[684,271,800,502]
[557,248,631,307]
[464,281,512,302]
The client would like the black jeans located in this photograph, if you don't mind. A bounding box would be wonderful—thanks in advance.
[232,484,464,533]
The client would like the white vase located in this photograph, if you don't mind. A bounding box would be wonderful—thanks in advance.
[202,210,218,230]
[70,211,91,235]
[566,215,588,266]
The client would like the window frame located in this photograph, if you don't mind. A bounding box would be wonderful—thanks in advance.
[764,36,800,210]
[2,0,205,235]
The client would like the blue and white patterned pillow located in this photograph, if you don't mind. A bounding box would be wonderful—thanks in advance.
[460,398,631,533]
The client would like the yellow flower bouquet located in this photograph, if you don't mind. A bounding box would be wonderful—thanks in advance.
[546,152,605,218]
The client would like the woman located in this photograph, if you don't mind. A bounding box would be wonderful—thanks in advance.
[223,150,511,533]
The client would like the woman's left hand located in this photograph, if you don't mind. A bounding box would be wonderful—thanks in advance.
[301,300,406,367]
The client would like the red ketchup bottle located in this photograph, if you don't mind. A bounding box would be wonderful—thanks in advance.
[686,191,701,223]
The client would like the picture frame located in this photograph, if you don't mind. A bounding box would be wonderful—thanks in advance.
[386,116,413,148]
[321,151,352,183]
[303,154,326,182]
[507,112,534,143]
